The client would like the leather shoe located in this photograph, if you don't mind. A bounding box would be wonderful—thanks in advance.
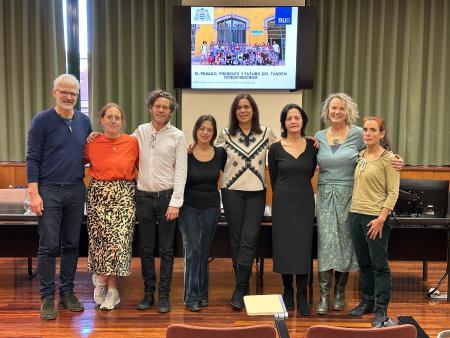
[282,287,294,310]
[157,298,171,313]
[186,303,201,312]
[40,297,56,320]
[349,301,375,316]
[199,299,208,307]
[137,293,154,310]
[59,292,84,312]
[372,308,388,327]
[297,298,311,316]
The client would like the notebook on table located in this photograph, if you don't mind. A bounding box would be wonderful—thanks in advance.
[244,294,287,317]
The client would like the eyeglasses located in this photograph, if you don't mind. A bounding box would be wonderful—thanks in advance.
[57,89,78,98]
[104,115,122,122]
[151,133,156,148]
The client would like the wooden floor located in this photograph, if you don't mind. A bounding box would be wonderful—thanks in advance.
[0,258,449,337]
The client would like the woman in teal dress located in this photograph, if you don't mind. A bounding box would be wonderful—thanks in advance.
[315,93,403,315]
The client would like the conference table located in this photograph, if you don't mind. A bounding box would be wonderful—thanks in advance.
[0,203,449,301]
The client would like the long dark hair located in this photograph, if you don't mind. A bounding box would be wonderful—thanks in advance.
[192,114,217,146]
[362,116,391,151]
[280,103,308,138]
[228,92,262,136]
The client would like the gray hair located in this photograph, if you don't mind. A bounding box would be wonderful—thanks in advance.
[320,93,359,125]
[53,74,80,92]
[145,89,178,113]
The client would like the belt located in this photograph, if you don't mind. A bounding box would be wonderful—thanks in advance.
[144,189,173,198]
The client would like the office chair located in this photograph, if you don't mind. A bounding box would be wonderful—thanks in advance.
[166,323,277,338]
[437,330,450,338]
[305,324,417,338]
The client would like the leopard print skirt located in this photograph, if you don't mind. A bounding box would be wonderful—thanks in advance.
[86,179,136,276]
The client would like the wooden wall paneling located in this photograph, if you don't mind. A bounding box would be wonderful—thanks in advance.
[13,165,27,187]
[401,169,450,181]
[0,165,16,189]
[0,163,448,193]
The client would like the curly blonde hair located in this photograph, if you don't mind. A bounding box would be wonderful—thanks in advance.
[320,93,359,125]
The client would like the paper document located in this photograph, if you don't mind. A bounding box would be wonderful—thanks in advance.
[244,294,287,317]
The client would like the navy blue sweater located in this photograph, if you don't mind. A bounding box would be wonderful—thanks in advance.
[26,108,92,185]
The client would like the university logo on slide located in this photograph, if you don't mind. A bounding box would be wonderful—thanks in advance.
[275,7,292,25]
[192,7,214,24]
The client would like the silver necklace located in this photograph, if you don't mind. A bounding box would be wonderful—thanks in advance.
[328,128,343,145]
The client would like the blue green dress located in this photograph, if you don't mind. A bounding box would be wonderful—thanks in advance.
[315,125,364,272]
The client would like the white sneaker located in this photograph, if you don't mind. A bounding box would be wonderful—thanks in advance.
[92,273,107,305]
[100,289,120,310]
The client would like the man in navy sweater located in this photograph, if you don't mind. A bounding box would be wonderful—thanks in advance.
[26,74,92,320]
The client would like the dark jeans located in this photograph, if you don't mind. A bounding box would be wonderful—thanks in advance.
[37,184,86,299]
[178,205,220,306]
[349,212,392,311]
[221,189,266,266]
[136,189,176,298]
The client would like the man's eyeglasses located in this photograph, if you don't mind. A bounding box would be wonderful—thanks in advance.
[151,134,156,148]
[57,89,78,98]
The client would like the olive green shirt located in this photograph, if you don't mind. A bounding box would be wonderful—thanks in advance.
[350,150,400,216]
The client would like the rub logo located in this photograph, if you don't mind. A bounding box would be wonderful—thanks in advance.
[275,7,292,25]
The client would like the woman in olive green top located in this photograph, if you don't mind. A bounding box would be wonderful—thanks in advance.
[348,116,400,328]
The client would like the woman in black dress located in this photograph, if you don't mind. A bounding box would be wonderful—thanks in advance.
[268,103,318,316]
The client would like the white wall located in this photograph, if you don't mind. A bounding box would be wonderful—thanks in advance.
[181,90,302,142]
[180,0,305,143]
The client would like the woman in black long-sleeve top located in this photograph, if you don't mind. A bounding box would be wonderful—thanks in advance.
[178,115,226,312]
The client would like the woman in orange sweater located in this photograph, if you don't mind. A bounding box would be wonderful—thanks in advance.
[84,103,139,310]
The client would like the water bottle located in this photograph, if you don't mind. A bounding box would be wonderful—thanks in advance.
[424,204,434,216]
[23,190,36,216]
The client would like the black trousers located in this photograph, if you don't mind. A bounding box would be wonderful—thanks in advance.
[136,189,176,298]
[349,212,392,311]
[221,188,266,266]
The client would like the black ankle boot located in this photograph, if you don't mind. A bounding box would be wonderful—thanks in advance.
[281,274,294,310]
[137,292,154,310]
[297,296,311,316]
[296,274,310,316]
[231,265,251,310]
[283,287,294,310]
